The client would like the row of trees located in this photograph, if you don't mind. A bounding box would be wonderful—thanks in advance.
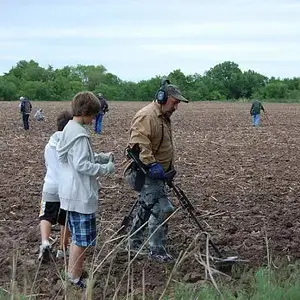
[0,60,299,102]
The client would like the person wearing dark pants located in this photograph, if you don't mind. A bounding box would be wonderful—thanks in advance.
[20,96,32,130]
[22,114,30,130]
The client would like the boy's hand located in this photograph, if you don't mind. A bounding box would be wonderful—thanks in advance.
[95,152,114,163]
[107,152,114,162]
[105,161,115,174]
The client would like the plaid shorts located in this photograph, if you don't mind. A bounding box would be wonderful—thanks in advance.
[67,211,96,247]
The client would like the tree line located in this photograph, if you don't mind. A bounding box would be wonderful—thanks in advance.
[0,60,299,102]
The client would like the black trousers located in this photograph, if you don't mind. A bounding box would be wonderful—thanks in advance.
[22,114,30,130]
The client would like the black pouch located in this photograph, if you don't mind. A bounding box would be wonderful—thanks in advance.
[124,160,146,192]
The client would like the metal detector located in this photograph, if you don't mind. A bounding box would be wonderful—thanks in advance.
[124,144,245,266]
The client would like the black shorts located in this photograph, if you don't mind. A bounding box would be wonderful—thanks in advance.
[39,200,66,226]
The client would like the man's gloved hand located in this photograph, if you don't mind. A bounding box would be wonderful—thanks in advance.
[107,152,114,162]
[148,162,166,180]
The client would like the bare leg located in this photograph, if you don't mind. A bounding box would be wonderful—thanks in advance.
[40,220,52,244]
[68,243,85,280]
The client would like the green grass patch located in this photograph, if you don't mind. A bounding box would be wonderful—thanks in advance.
[163,262,300,300]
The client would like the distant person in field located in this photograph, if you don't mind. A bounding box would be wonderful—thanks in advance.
[250,99,265,127]
[38,111,73,263]
[20,96,32,130]
[57,91,115,288]
[34,108,45,121]
[94,93,109,134]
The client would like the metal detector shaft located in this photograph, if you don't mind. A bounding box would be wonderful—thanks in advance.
[168,181,223,258]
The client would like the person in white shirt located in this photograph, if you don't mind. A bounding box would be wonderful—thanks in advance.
[38,111,73,262]
[34,108,45,121]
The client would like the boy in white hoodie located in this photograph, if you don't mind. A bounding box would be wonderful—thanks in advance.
[57,91,115,288]
[39,111,73,262]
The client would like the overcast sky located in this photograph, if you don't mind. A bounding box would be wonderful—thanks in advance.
[1,0,300,81]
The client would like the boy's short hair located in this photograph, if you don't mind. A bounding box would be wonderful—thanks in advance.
[72,91,101,117]
[57,110,73,131]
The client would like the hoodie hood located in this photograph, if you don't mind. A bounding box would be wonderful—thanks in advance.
[56,120,90,163]
[48,131,63,148]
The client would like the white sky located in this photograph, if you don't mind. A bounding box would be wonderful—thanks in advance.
[1,0,300,81]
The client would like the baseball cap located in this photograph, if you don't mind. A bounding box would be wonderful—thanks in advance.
[167,84,189,103]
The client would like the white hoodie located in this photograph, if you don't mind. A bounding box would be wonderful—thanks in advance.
[42,131,62,202]
[34,109,44,121]
[56,120,114,214]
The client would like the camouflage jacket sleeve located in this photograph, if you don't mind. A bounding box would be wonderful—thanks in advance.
[129,114,156,165]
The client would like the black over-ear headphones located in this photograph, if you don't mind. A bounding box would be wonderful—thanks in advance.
[155,79,170,104]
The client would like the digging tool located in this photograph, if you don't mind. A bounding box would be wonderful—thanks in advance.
[124,144,242,264]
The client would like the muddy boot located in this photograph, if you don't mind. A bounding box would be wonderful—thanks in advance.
[148,247,174,263]
[126,240,148,255]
